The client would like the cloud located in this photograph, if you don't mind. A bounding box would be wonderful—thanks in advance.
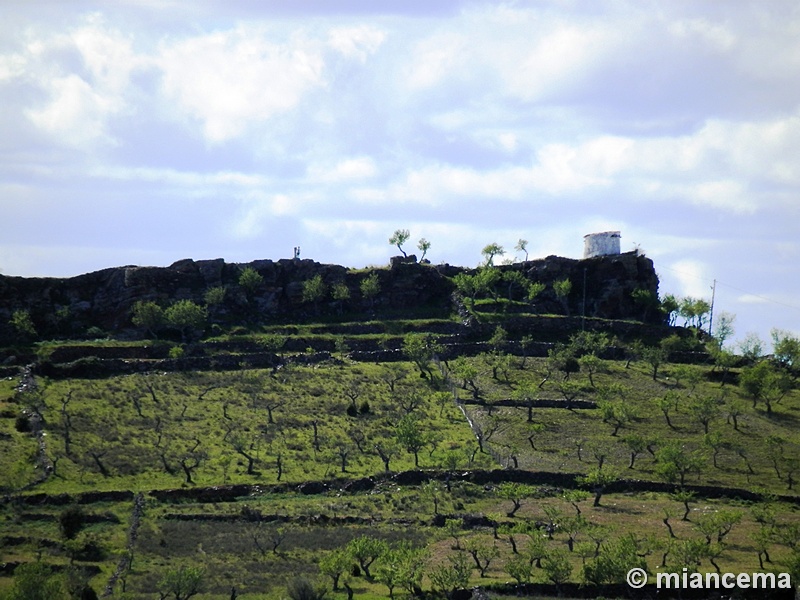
[668,18,736,52]
[307,157,377,183]
[667,259,714,299]
[0,53,26,81]
[404,31,466,90]
[328,25,386,62]
[26,74,121,146]
[737,294,769,305]
[91,165,267,188]
[157,25,326,143]
[18,15,144,148]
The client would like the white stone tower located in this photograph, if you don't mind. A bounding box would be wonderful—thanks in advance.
[583,231,621,258]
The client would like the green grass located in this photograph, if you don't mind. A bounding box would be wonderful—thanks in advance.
[2,314,800,598]
[460,356,800,494]
[6,361,486,495]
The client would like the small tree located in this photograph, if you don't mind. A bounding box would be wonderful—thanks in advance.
[661,293,680,325]
[303,274,327,312]
[131,300,164,337]
[542,549,573,589]
[655,444,704,487]
[375,543,426,598]
[582,535,647,585]
[578,467,617,507]
[712,311,736,349]
[360,272,381,307]
[740,360,792,414]
[553,278,572,315]
[771,328,800,369]
[164,300,207,341]
[319,549,352,590]
[389,229,411,257]
[428,552,471,599]
[598,400,636,437]
[6,562,68,600]
[641,344,668,381]
[497,482,535,517]
[238,266,264,295]
[402,332,441,378]
[481,243,504,267]
[331,281,351,314]
[347,535,388,580]
[465,538,499,577]
[688,395,719,434]
[417,238,431,261]
[453,272,478,307]
[10,309,37,340]
[506,554,534,583]
[421,479,444,516]
[515,238,529,261]
[158,565,204,600]
[395,415,427,467]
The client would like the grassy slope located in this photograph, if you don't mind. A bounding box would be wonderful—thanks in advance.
[1,314,799,599]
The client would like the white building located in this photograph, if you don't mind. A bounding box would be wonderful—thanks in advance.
[583,231,621,258]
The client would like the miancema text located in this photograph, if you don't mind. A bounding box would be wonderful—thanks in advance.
[658,569,792,590]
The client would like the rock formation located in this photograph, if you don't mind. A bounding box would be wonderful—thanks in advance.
[0,251,661,344]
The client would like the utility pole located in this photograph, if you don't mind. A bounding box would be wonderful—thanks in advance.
[708,279,716,336]
[581,268,587,331]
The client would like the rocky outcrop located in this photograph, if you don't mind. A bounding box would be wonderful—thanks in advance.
[0,251,661,344]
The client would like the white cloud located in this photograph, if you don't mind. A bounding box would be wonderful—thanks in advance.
[307,157,377,183]
[328,25,386,63]
[737,294,769,305]
[71,15,141,94]
[90,165,268,189]
[668,18,736,52]
[404,31,466,90]
[0,53,26,81]
[500,22,615,102]
[157,25,326,142]
[668,259,714,299]
[15,15,146,148]
[26,74,121,146]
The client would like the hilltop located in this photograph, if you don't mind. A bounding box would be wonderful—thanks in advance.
[0,250,659,348]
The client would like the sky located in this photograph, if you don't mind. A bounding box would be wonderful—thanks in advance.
[1,0,799,348]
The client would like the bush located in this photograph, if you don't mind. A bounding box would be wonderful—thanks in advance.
[286,577,327,600]
[14,414,30,433]
[84,326,106,339]
[169,346,185,359]
[59,505,87,540]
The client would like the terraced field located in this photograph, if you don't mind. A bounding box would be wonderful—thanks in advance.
[1,311,799,599]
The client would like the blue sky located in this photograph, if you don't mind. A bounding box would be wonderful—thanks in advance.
[2,0,799,347]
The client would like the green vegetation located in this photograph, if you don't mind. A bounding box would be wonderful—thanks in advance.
[2,261,800,599]
[389,229,410,258]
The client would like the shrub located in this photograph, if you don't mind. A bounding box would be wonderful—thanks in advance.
[59,505,87,540]
[14,414,31,433]
[84,326,106,339]
[286,577,327,600]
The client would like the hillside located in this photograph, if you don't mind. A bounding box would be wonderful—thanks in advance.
[0,253,798,600]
